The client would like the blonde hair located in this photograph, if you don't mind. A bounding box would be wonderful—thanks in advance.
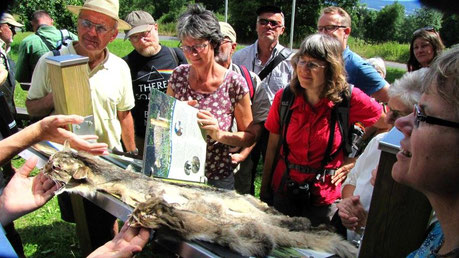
[321,6,351,28]
[290,34,348,103]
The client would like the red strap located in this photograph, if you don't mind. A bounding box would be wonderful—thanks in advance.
[239,65,254,99]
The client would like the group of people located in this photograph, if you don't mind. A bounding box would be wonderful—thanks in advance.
[0,0,457,257]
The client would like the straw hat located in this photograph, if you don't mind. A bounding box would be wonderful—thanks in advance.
[67,0,131,30]
[219,22,236,43]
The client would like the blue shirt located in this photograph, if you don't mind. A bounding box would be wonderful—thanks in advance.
[407,221,444,258]
[0,224,18,258]
[343,47,387,96]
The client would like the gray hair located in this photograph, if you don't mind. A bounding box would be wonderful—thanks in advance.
[367,57,386,78]
[389,68,426,107]
[421,45,459,120]
[176,4,223,54]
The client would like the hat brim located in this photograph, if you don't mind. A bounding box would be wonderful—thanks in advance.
[124,24,153,40]
[67,5,131,30]
[8,21,24,27]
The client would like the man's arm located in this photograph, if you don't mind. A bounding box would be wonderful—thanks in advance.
[117,110,136,152]
[371,84,390,103]
[25,93,54,117]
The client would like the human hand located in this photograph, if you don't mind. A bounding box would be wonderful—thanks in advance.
[185,99,198,107]
[37,115,108,155]
[331,158,356,186]
[0,157,58,225]
[370,168,378,186]
[337,195,367,231]
[229,152,247,164]
[197,110,221,141]
[88,222,150,258]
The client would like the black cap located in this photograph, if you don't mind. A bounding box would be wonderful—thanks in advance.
[256,5,283,16]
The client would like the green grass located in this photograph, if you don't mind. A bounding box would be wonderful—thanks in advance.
[348,37,410,64]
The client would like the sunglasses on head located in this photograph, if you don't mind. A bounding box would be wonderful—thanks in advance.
[413,26,436,35]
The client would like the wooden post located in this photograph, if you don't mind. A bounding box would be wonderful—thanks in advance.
[45,54,94,256]
[359,128,432,257]
[45,54,92,117]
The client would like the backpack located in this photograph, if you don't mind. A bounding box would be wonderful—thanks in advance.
[235,64,255,101]
[36,28,73,56]
[278,84,357,169]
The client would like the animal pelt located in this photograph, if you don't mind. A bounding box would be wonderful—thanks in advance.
[43,149,357,257]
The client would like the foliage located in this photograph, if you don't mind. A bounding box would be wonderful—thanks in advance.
[440,14,459,47]
[365,2,405,43]
[11,0,83,33]
[399,7,443,43]
[348,37,410,63]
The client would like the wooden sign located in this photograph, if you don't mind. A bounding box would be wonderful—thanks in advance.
[45,54,92,116]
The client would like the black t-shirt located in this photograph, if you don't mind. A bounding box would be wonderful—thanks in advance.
[123,46,187,137]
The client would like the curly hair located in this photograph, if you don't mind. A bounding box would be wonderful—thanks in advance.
[176,4,223,55]
[290,34,348,104]
[407,28,445,72]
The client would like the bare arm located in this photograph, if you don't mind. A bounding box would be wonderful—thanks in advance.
[259,132,280,203]
[341,184,356,199]
[371,84,390,103]
[0,115,108,166]
[25,93,54,117]
[117,110,136,152]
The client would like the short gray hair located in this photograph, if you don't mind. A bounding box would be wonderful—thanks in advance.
[176,4,223,55]
[389,68,426,107]
[367,57,386,78]
[421,45,459,120]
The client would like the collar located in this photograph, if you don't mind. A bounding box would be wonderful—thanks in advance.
[342,46,351,58]
[254,40,282,60]
[290,92,334,111]
[70,42,110,74]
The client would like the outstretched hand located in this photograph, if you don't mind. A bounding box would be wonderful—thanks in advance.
[88,223,150,258]
[37,115,108,155]
[331,158,356,186]
[0,157,58,225]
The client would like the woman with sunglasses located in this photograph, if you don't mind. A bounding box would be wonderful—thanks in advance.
[167,4,252,190]
[394,46,459,257]
[337,68,426,244]
[407,26,445,72]
[260,34,383,226]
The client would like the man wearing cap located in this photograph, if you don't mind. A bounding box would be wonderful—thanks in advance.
[216,21,268,195]
[231,6,293,194]
[317,6,389,102]
[25,0,137,250]
[123,10,187,154]
[15,10,78,90]
[0,13,23,116]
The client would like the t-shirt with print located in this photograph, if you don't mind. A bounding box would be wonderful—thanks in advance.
[168,64,248,181]
[123,46,187,137]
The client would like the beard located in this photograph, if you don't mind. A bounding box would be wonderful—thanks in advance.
[215,51,230,66]
[136,44,161,57]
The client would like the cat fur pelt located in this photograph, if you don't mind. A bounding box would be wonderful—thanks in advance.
[43,149,357,257]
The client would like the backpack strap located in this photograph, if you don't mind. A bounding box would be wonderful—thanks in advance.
[57,29,72,49]
[258,47,292,81]
[168,47,180,67]
[236,64,255,100]
[336,84,354,155]
[35,31,57,52]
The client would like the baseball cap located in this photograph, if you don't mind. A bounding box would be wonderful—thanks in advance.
[124,10,156,40]
[0,13,24,27]
[256,5,283,16]
[219,22,236,43]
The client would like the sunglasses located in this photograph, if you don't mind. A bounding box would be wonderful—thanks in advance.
[317,25,347,33]
[414,104,459,129]
[179,43,208,54]
[297,60,326,71]
[258,18,282,27]
[413,26,436,35]
[79,19,112,34]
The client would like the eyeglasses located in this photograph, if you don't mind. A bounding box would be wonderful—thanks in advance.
[8,25,16,35]
[129,29,153,43]
[258,18,282,27]
[297,60,326,71]
[179,43,208,54]
[221,39,233,45]
[414,104,459,129]
[79,19,112,34]
[413,26,436,35]
[317,25,347,33]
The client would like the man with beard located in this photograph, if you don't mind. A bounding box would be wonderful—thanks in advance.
[123,10,187,154]
[26,0,137,250]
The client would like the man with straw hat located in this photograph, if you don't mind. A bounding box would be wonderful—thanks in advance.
[26,0,137,252]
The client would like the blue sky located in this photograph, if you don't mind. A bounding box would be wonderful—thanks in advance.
[360,0,423,14]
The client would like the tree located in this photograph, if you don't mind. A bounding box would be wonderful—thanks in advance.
[440,14,459,47]
[365,2,405,42]
[11,0,84,32]
[400,7,443,43]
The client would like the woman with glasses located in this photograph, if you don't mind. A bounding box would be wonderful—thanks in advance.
[394,46,459,257]
[337,68,426,244]
[407,26,444,72]
[166,4,253,190]
[260,34,383,226]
